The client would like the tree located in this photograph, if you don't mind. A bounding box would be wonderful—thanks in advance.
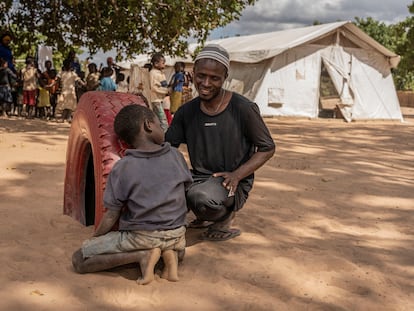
[354,16,413,90]
[392,2,414,90]
[1,0,255,61]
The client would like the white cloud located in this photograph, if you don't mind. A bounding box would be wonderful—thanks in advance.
[210,0,412,39]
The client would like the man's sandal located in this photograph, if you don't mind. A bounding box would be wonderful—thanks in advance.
[200,228,241,241]
[187,219,213,229]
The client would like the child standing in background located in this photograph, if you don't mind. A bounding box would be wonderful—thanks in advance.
[37,74,51,119]
[182,69,194,104]
[0,57,16,117]
[97,67,117,91]
[41,61,59,119]
[149,53,169,131]
[116,72,129,93]
[85,63,100,91]
[169,62,185,114]
[56,59,85,123]
[21,56,38,119]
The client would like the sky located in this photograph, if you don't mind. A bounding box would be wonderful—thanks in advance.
[81,0,413,64]
[210,0,413,39]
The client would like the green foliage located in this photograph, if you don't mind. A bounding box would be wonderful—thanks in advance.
[354,17,400,51]
[354,14,414,90]
[1,0,255,62]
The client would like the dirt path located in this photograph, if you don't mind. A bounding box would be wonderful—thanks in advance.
[0,115,413,311]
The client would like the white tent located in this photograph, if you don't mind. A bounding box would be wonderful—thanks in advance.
[208,21,403,121]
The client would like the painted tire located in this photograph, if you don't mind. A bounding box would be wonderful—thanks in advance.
[63,91,147,227]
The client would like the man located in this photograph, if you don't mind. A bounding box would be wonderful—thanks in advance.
[165,44,275,241]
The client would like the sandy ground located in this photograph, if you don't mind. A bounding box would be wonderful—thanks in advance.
[0,109,413,311]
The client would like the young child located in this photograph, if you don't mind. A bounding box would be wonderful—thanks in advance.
[182,69,194,104]
[97,67,117,91]
[21,56,38,119]
[37,75,51,119]
[56,59,85,122]
[46,69,59,119]
[149,53,169,131]
[116,72,129,93]
[41,61,59,119]
[14,74,24,118]
[169,61,185,114]
[85,63,100,91]
[72,104,193,284]
[0,57,16,117]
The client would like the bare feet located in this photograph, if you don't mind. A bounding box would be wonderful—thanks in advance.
[161,250,179,282]
[137,248,161,285]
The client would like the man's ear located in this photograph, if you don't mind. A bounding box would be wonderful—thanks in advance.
[143,119,152,133]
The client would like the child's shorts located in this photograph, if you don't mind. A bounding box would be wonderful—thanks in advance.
[81,226,186,259]
[23,90,37,106]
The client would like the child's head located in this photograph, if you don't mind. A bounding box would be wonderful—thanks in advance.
[25,56,34,66]
[39,76,48,87]
[88,62,97,73]
[101,66,113,78]
[0,57,7,68]
[151,53,165,71]
[49,69,57,79]
[174,61,184,72]
[45,60,52,70]
[116,72,125,83]
[114,104,164,147]
[1,33,12,46]
[63,59,72,71]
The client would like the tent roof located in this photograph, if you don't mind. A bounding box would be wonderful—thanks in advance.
[206,21,400,67]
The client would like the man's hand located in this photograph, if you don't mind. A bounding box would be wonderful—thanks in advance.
[213,171,240,196]
[213,148,275,196]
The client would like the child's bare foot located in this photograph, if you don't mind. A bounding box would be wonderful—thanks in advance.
[161,249,179,282]
[137,248,161,285]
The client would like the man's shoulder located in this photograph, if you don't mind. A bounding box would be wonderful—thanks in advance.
[229,92,262,117]
[230,92,257,109]
[231,92,253,104]
[177,97,199,112]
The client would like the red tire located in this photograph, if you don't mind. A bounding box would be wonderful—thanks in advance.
[63,91,147,227]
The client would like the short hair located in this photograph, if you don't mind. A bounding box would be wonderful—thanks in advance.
[116,72,125,82]
[0,32,13,42]
[63,59,71,70]
[114,104,155,146]
[25,56,34,65]
[88,62,97,70]
[151,53,164,65]
[101,66,113,77]
[49,69,57,78]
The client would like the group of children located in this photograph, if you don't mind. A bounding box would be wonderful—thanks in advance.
[0,52,130,122]
[0,56,56,120]
[148,53,193,131]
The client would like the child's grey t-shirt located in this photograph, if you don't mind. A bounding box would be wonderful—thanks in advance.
[103,142,192,231]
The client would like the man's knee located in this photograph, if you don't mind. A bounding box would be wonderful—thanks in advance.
[186,192,226,221]
[72,249,87,274]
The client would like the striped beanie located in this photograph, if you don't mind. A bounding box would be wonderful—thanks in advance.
[194,44,230,71]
